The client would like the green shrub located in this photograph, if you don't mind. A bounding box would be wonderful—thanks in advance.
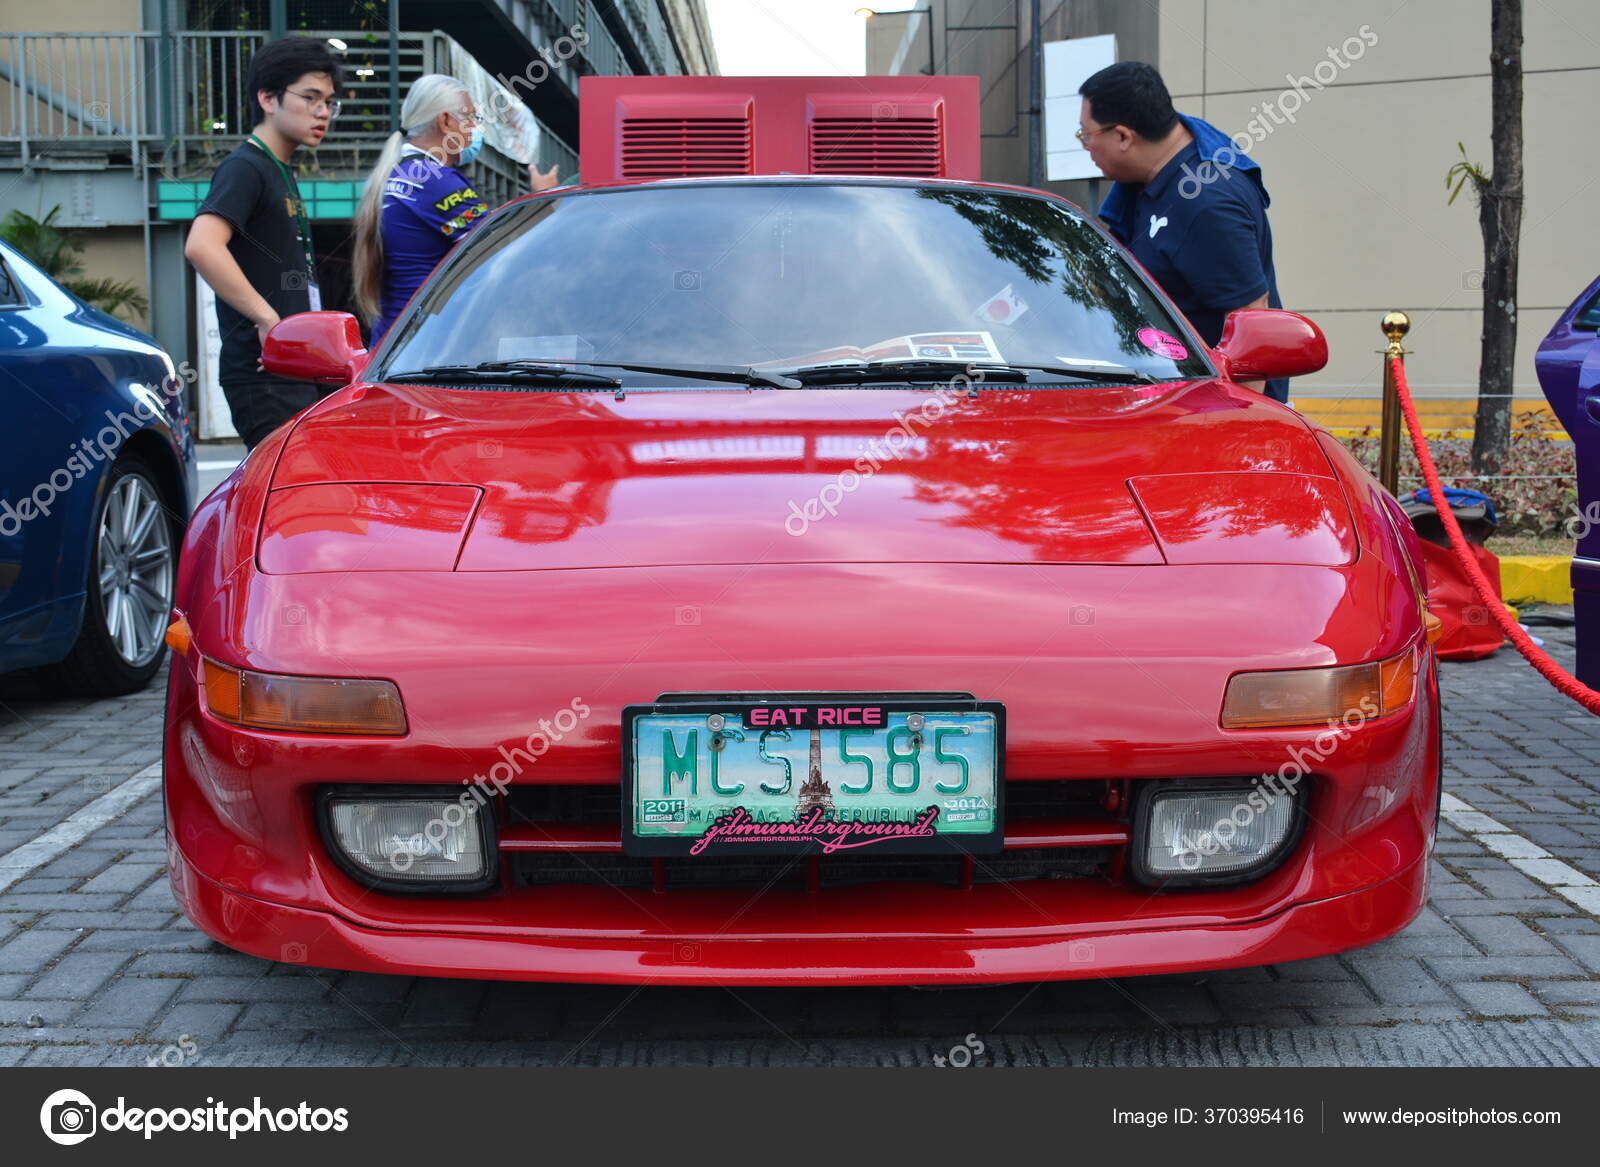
[1343,414,1578,536]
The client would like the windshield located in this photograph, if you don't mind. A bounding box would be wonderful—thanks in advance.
[375,182,1214,384]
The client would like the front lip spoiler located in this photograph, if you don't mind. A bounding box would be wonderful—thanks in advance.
[170,841,1427,986]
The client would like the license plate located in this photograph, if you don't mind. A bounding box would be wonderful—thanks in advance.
[622,696,1004,856]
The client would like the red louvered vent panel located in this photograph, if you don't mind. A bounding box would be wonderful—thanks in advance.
[581,78,979,184]
[809,114,944,176]
[620,116,753,179]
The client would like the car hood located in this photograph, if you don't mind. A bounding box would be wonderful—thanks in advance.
[262,379,1353,571]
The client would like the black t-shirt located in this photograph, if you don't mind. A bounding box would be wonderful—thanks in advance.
[195,141,314,382]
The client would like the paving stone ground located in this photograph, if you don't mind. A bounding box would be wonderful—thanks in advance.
[1,617,1597,1067]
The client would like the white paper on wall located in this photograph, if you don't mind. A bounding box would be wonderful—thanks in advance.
[1043,35,1118,182]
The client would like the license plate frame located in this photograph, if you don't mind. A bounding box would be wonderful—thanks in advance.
[621,692,1005,857]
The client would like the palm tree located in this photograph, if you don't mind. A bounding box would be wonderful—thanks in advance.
[0,206,150,322]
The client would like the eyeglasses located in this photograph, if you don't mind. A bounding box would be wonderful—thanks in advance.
[1073,123,1118,144]
[451,109,480,128]
[286,88,341,118]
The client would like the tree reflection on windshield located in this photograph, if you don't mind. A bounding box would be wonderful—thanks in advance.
[916,188,1154,357]
[377,182,1212,384]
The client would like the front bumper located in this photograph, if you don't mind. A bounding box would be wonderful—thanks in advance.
[168,838,1427,986]
[164,560,1439,984]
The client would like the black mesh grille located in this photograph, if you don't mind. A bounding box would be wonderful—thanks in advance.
[510,846,1113,890]
[1004,780,1110,819]
[508,784,621,824]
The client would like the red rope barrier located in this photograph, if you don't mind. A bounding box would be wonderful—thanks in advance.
[1389,355,1600,715]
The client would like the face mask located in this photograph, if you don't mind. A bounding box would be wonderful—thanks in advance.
[456,122,483,166]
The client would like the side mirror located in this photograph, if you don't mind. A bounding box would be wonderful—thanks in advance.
[1215,309,1328,381]
[261,311,370,384]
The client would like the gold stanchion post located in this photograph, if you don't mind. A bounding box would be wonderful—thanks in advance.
[1379,311,1410,495]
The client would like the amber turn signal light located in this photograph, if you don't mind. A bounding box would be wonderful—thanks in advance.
[201,658,407,735]
[1222,646,1418,729]
[165,614,193,657]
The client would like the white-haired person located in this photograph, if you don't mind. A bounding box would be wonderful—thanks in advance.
[354,73,560,345]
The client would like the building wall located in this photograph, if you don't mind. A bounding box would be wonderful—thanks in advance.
[3,0,141,32]
[75,228,152,332]
[1156,0,1599,401]
[660,0,719,75]
[874,0,1598,402]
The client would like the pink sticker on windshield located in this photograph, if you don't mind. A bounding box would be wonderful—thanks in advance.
[1137,328,1188,360]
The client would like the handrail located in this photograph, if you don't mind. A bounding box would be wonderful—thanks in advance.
[0,28,578,188]
[0,32,149,141]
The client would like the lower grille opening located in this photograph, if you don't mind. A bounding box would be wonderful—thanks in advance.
[1005,780,1113,819]
[508,784,620,823]
[502,780,1121,891]
[510,846,1114,890]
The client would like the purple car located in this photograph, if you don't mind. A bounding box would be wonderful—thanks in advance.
[1534,275,1600,684]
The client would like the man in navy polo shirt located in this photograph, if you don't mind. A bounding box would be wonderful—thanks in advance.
[1077,61,1289,402]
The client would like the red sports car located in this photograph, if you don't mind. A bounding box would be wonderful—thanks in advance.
[163,176,1440,985]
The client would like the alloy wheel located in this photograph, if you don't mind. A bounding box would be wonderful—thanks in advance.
[96,472,174,668]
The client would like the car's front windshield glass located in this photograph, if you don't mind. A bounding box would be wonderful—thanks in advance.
[376,182,1214,384]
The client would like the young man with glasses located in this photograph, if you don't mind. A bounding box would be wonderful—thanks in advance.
[185,36,345,449]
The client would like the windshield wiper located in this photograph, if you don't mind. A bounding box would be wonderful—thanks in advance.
[783,359,1028,384]
[1008,361,1160,384]
[385,362,624,388]
[395,358,802,390]
[568,360,803,389]
[779,359,1159,386]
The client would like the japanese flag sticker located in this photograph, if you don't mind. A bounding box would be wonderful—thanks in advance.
[975,284,1030,326]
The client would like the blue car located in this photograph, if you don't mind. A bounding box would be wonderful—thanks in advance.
[0,237,198,694]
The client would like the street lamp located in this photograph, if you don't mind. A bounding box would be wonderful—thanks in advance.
[856,6,936,75]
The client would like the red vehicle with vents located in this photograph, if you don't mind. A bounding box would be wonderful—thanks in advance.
[163,164,1440,985]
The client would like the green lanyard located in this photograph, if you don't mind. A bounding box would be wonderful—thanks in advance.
[248,134,315,283]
